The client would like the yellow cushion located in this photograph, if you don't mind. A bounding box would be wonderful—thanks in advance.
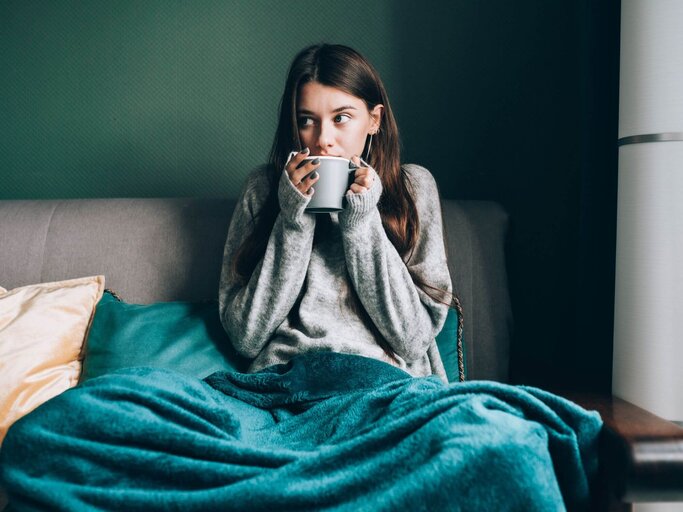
[0,275,104,445]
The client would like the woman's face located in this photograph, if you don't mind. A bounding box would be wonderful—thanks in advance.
[296,81,382,159]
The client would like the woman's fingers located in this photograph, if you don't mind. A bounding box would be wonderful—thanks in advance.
[348,156,375,194]
[286,147,310,171]
[286,148,320,194]
[354,169,374,188]
[299,170,319,195]
[349,182,365,194]
[292,161,319,195]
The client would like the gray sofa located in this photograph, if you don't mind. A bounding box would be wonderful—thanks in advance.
[0,197,513,382]
[1,197,681,510]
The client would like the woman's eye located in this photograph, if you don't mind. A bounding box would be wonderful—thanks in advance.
[334,114,351,123]
[298,117,313,128]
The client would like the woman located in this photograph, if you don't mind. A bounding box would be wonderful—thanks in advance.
[219,43,454,382]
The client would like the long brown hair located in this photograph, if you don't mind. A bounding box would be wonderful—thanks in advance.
[231,44,464,379]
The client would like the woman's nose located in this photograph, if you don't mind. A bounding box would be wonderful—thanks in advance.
[316,123,334,149]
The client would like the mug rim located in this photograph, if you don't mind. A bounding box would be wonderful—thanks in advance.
[303,155,350,162]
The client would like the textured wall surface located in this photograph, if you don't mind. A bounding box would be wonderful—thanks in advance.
[1,1,398,198]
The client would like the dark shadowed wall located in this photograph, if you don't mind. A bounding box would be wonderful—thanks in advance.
[0,0,621,392]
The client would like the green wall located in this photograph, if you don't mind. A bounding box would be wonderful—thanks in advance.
[0,1,620,392]
[1,0,400,198]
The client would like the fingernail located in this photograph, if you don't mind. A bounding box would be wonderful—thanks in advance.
[312,158,320,165]
[310,171,318,179]
[300,147,309,154]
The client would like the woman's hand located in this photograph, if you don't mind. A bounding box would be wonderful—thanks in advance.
[286,148,320,196]
[348,155,376,194]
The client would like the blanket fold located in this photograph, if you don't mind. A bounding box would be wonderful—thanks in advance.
[0,352,602,512]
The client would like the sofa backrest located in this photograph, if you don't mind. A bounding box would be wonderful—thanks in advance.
[0,197,512,382]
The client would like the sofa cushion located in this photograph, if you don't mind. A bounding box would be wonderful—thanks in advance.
[0,275,104,445]
[83,291,466,384]
[81,291,248,382]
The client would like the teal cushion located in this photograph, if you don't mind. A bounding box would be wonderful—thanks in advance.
[435,307,467,383]
[81,291,249,382]
[83,292,466,384]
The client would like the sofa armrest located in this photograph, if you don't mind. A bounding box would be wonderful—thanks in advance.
[565,393,683,505]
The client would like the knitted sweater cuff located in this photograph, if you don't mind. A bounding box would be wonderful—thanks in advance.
[339,174,383,229]
[278,170,314,229]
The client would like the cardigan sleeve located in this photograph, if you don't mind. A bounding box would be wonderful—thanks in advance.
[218,167,317,359]
[338,164,452,362]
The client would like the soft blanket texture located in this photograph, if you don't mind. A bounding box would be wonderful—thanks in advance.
[0,352,602,511]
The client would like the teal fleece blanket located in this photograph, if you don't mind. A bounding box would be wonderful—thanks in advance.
[0,352,602,511]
